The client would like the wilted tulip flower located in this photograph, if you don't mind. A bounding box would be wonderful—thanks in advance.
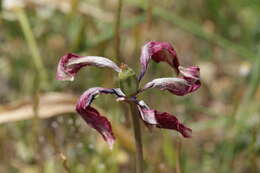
[56,41,201,149]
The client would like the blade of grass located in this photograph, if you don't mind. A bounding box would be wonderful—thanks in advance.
[153,8,255,59]
[16,7,47,173]
[16,8,47,88]
[87,15,145,48]
[234,49,260,129]
[114,0,123,62]
[127,0,256,59]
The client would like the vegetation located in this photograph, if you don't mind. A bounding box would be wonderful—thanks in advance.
[0,0,259,172]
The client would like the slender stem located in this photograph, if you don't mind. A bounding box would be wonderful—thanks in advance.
[32,91,44,173]
[60,153,73,173]
[175,138,181,173]
[146,0,153,30]
[129,102,143,173]
[31,74,44,173]
[16,7,46,172]
[16,8,47,88]
[114,0,123,62]
[48,127,73,173]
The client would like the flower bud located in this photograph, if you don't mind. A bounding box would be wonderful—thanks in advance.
[118,64,139,96]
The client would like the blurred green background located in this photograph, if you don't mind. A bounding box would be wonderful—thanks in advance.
[0,0,259,173]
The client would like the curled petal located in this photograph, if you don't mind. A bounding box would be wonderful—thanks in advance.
[155,111,192,138]
[76,106,115,149]
[136,100,191,137]
[56,53,121,81]
[179,66,200,83]
[76,87,116,108]
[75,87,125,148]
[139,41,179,81]
[141,77,199,96]
[188,80,201,92]
[137,100,157,125]
[179,66,201,92]
[112,88,126,97]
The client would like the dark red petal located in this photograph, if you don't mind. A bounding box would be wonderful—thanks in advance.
[139,41,180,81]
[56,53,121,81]
[167,79,201,96]
[136,100,192,138]
[76,106,115,149]
[75,87,125,149]
[179,66,200,84]
[136,100,157,124]
[56,53,84,81]
[155,111,192,138]
[186,80,201,93]
[139,65,201,96]
[150,42,179,71]
[77,87,116,108]
[141,77,200,96]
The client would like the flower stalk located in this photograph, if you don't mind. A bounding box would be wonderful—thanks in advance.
[119,65,144,173]
[129,102,144,173]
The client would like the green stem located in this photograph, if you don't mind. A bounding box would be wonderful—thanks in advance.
[175,138,181,173]
[146,0,153,30]
[32,90,44,173]
[129,102,143,173]
[16,7,46,172]
[16,8,47,88]
[31,71,44,173]
[114,0,123,62]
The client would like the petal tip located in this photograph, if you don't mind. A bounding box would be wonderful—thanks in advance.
[181,127,192,138]
[56,74,74,81]
[139,41,180,81]
[107,138,115,150]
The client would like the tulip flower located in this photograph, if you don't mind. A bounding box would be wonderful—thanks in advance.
[57,41,201,173]
[56,42,201,150]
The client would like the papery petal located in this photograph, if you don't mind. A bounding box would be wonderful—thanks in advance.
[179,66,200,83]
[139,41,179,81]
[154,111,192,138]
[75,87,125,148]
[136,100,191,137]
[56,53,121,81]
[141,77,199,96]
[112,88,126,97]
[76,106,115,149]
[136,100,157,125]
[179,66,201,92]
[77,87,123,108]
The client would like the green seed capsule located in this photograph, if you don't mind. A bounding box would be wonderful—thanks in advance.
[118,64,139,97]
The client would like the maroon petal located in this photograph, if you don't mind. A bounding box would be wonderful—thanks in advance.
[76,106,115,149]
[136,100,191,137]
[75,87,125,148]
[139,41,180,81]
[76,87,116,108]
[141,77,199,96]
[136,100,157,125]
[179,66,200,84]
[56,53,121,81]
[154,110,192,138]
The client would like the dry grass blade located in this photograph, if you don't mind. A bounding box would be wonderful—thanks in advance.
[0,92,166,172]
[0,92,77,124]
